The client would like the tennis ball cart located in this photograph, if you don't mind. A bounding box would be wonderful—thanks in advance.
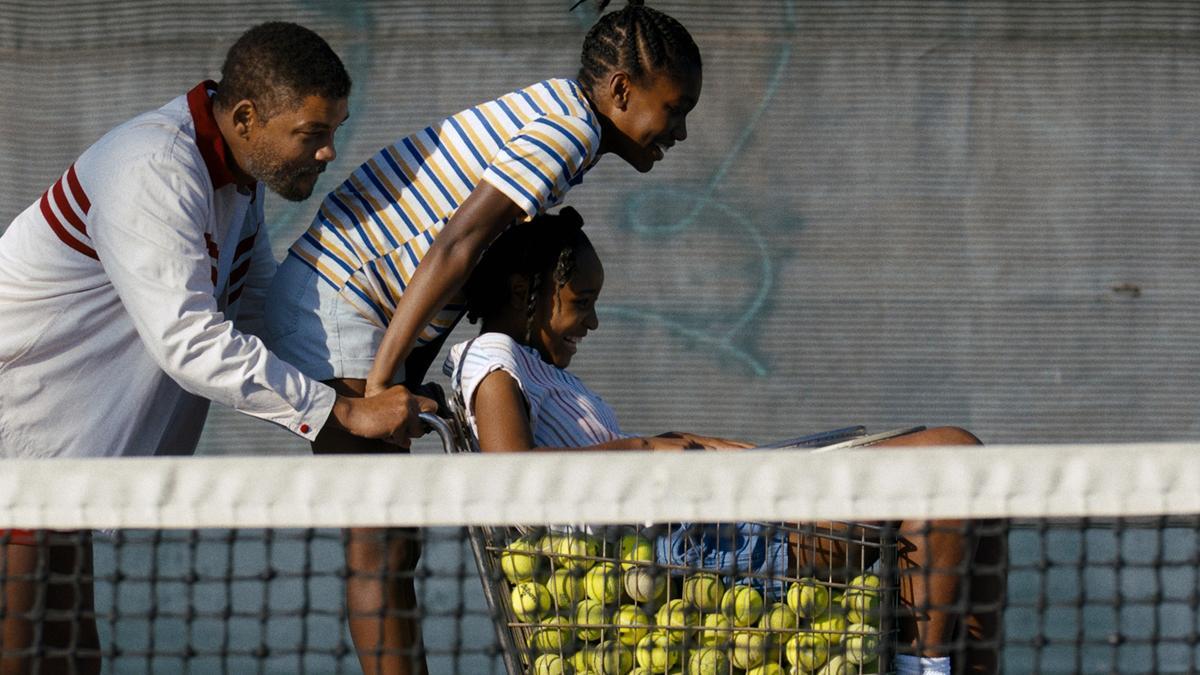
[421,410,914,675]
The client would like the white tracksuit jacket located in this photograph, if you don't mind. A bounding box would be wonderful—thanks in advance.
[0,81,336,458]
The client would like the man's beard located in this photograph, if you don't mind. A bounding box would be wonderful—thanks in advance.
[244,145,325,202]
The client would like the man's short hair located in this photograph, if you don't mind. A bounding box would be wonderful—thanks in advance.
[214,22,351,120]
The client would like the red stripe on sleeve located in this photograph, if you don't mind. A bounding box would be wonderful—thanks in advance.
[40,192,97,260]
[210,266,218,285]
[227,257,252,286]
[65,165,91,214]
[203,233,219,259]
[227,285,244,303]
[51,178,87,236]
[233,234,256,259]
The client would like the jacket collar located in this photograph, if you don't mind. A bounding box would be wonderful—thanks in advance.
[186,80,254,191]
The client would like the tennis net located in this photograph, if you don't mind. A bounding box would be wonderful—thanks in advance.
[2,438,1199,673]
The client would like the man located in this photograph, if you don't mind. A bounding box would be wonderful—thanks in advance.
[0,23,434,673]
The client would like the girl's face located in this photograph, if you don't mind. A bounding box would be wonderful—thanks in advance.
[605,67,702,173]
[530,245,604,368]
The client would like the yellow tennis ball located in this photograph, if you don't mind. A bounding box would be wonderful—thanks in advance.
[529,615,574,652]
[622,566,666,603]
[842,622,881,664]
[787,578,831,619]
[571,646,595,672]
[539,532,565,555]
[758,602,798,632]
[549,568,587,610]
[697,612,732,647]
[810,612,848,645]
[574,599,607,641]
[745,664,786,675]
[554,534,599,571]
[614,604,650,646]
[499,534,542,584]
[654,599,698,643]
[511,581,551,622]
[784,632,830,671]
[635,631,678,671]
[819,654,856,675]
[720,584,764,626]
[842,589,881,625]
[585,562,623,605]
[591,639,634,675]
[618,532,655,570]
[533,653,572,675]
[730,630,768,670]
[682,573,724,612]
[847,573,881,592]
[686,646,729,675]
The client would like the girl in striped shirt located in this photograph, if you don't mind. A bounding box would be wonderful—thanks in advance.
[264,3,704,672]
[449,209,1003,675]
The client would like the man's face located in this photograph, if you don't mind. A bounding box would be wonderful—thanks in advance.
[243,95,349,201]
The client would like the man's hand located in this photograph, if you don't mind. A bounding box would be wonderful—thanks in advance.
[330,385,438,446]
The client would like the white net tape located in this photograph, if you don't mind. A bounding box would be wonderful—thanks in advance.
[3,442,1198,529]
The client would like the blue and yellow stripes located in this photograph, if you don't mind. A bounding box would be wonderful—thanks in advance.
[289,78,602,341]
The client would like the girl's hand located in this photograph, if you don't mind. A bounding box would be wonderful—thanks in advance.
[364,379,389,398]
[654,432,755,450]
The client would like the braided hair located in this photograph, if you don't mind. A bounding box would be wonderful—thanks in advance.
[576,1,702,94]
[463,207,592,344]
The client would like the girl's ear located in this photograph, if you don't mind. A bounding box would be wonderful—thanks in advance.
[507,273,530,311]
[606,71,632,111]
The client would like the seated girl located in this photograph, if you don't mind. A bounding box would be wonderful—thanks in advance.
[443,208,1002,675]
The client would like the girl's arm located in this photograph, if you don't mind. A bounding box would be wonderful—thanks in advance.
[472,370,750,452]
[364,182,524,396]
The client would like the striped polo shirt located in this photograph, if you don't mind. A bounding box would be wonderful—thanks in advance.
[444,332,628,448]
[290,78,603,344]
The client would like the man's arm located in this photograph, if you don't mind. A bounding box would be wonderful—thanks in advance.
[87,152,431,442]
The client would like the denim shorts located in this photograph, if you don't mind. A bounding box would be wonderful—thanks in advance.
[263,254,402,383]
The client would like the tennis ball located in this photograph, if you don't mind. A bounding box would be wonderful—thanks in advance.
[810,613,848,645]
[842,584,881,625]
[618,532,655,570]
[554,534,599,571]
[745,664,786,675]
[529,615,574,652]
[758,602,798,632]
[697,612,732,647]
[539,532,565,555]
[654,599,698,643]
[614,605,650,646]
[499,534,542,584]
[623,566,666,603]
[511,581,551,622]
[575,599,607,641]
[549,568,587,609]
[682,573,724,612]
[842,622,880,664]
[591,639,634,675]
[847,573,881,593]
[787,578,831,619]
[819,654,856,675]
[571,646,595,672]
[635,631,678,671]
[784,632,830,671]
[730,630,768,670]
[686,646,729,675]
[533,653,572,675]
[720,584,764,626]
[585,562,623,605]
